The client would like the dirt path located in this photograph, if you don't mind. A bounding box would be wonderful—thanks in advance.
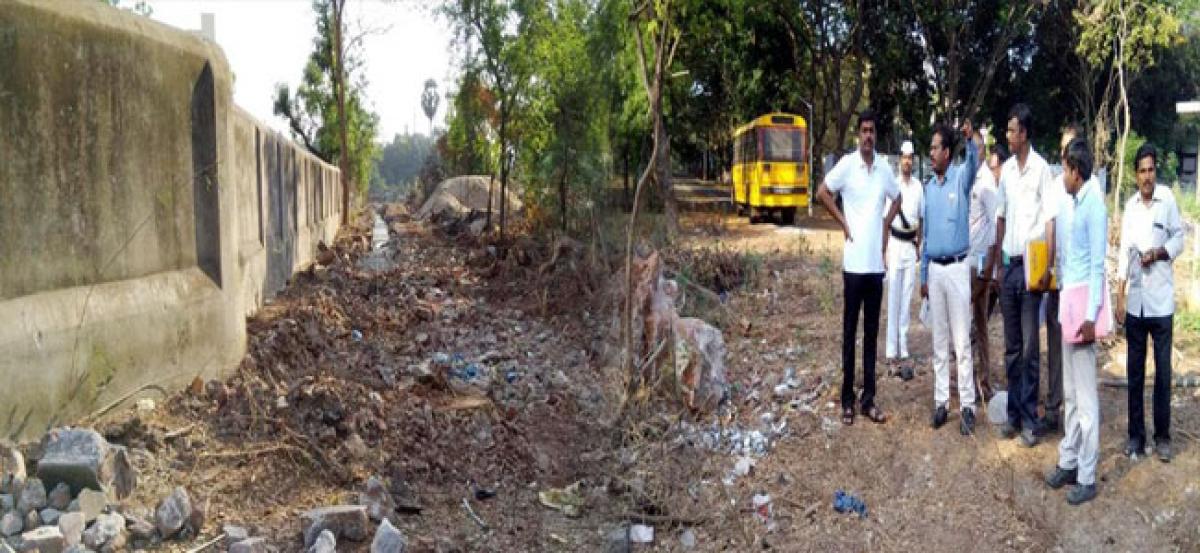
[77,209,1198,552]
[671,211,1200,551]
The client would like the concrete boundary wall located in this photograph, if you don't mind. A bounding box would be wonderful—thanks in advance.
[0,0,342,440]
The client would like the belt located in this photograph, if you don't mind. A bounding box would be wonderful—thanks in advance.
[890,227,917,242]
[931,253,968,265]
[1008,255,1024,265]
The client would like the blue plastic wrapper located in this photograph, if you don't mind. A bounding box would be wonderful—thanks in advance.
[833,489,868,518]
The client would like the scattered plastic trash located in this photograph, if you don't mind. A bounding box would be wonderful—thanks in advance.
[679,528,696,550]
[538,482,585,517]
[751,493,772,525]
[986,391,1008,425]
[675,418,787,458]
[470,480,496,501]
[505,369,521,384]
[351,329,364,342]
[629,524,654,543]
[833,490,867,518]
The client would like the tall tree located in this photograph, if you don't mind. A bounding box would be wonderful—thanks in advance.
[421,78,440,134]
[273,0,380,222]
[1077,0,1183,208]
[629,0,682,236]
[443,0,536,241]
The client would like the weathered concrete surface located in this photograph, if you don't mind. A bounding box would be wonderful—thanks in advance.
[0,0,342,440]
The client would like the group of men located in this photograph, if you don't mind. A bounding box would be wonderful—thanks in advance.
[815,105,1184,506]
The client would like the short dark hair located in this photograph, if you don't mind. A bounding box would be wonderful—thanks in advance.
[931,123,956,153]
[1063,137,1092,181]
[1135,142,1157,168]
[1008,103,1034,139]
[857,109,877,130]
[991,144,1009,164]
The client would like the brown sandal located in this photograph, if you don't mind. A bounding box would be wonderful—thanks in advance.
[863,405,888,424]
[842,407,855,426]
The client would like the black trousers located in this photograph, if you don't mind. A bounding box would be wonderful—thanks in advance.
[1000,262,1043,430]
[841,272,884,410]
[1045,289,1063,417]
[1126,313,1173,445]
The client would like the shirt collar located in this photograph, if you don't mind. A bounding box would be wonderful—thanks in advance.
[1072,176,1098,204]
[857,150,879,171]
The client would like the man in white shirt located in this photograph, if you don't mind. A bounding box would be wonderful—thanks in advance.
[1116,143,1185,462]
[885,140,923,369]
[816,109,902,426]
[993,103,1057,447]
[969,143,1003,400]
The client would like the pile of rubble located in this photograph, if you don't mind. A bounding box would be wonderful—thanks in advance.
[415,176,523,235]
[0,428,204,553]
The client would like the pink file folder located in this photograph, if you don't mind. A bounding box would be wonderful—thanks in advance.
[1057,281,1114,344]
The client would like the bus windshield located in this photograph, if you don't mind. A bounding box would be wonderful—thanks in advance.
[762,127,805,162]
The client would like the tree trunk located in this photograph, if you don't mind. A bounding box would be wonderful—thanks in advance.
[1114,7,1130,211]
[333,0,351,226]
[559,164,568,233]
[623,143,631,211]
[499,107,509,242]
[655,109,677,235]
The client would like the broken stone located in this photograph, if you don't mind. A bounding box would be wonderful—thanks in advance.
[185,495,207,536]
[17,479,46,514]
[76,490,105,523]
[299,505,368,547]
[0,443,25,496]
[153,487,191,538]
[344,434,369,461]
[679,528,696,550]
[81,513,123,550]
[0,540,12,553]
[62,545,94,553]
[58,512,84,546]
[229,537,269,553]
[39,508,61,525]
[46,484,71,512]
[21,525,64,553]
[125,515,155,542]
[0,495,12,512]
[358,476,394,522]
[308,529,336,553]
[23,510,38,531]
[108,449,136,501]
[0,512,22,537]
[370,518,406,553]
[67,499,79,513]
[221,524,250,547]
[36,429,109,496]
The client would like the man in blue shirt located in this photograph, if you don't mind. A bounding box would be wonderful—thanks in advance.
[1044,137,1107,505]
[920,121,980,434]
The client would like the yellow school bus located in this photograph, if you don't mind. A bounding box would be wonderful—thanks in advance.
[731,112,810,224]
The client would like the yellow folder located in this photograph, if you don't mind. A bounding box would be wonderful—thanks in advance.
[1025,239,1058,291]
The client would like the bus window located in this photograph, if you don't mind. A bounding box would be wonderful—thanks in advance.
[763,128,805,162]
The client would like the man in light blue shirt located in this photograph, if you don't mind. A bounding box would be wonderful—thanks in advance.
[920,121,980,434]
[1044,137,1107,506]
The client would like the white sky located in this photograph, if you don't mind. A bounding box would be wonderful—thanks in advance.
[146,0,454,140]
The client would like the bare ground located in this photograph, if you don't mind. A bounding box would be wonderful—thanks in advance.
[84,208,1200,552]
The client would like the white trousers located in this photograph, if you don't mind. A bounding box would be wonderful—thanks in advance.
[1058,340,1099,485]
[929,259,975,408]
[885,238,918,359]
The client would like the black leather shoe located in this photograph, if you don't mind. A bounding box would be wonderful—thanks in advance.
[1020,428,1040,448]
[1124,439,1145,459]
[1045,466,1078,489]
[1067,483,1097,505]
[1155,440,1172,462]
[931,404,948,429]
[960,408,975,436]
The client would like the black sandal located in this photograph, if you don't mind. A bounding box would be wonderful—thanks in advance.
[842,407,855,426]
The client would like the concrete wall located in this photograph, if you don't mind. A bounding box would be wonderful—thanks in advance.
[0,0,342,440]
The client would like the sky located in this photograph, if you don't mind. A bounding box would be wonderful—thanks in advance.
[146,0,455,141]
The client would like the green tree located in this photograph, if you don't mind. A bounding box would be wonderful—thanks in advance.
[273,0,380,221]
[1076,0,1184,208]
